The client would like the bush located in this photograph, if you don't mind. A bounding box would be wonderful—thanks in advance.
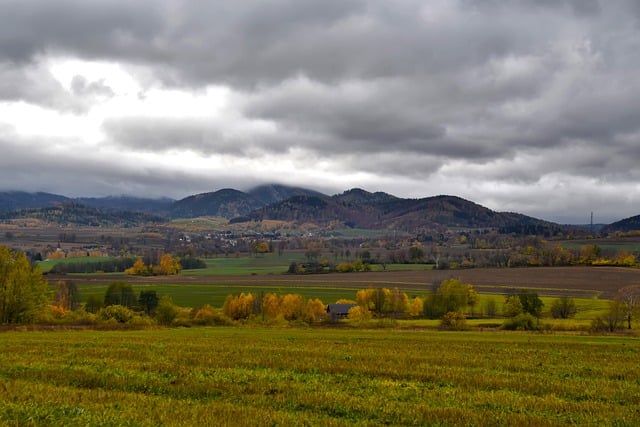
[347,305,372,321]
[336,262,355,273]
[191,305,232,326]
[96,305,135,323]
[502,313,539,331]
[155,296,179,326]
[551,297,577,319]
[440,311,467,331]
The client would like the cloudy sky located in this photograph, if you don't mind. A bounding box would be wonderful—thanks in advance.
[1,0,639,223]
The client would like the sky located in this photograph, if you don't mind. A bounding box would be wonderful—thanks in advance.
[1,0,640,224]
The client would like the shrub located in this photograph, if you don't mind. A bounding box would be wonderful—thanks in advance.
[347,305,372,321]
[502,313,539,331]
[191,305,232,326]
[440,311,467,331]
[96,305,135,323]
[155,296,179,326]
[336,262,355,273]
[551,297,577,319]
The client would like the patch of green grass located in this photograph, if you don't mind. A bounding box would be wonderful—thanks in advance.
[0,328,639,426]
[37,256,115,273]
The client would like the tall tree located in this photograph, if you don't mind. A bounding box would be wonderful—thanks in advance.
[53,280,81,311]
[0,246,48,324]
[104,281,136,308]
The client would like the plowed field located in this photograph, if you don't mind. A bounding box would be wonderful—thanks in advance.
[51,266,640,298]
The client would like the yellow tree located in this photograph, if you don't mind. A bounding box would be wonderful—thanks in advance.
[125,257,147,275]
[409,297,424,318]
[223,293,255,320]
[280,294,305,321]
[262,293,281,319]
[305,298,326,323]
[159,254,181,275]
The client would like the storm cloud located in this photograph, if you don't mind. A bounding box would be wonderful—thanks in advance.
[1,0,640,223]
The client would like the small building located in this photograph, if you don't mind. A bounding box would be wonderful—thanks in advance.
[326,303,356,322]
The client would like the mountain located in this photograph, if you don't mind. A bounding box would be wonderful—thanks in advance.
[601,214,640,234]
[0,202,164,227]
[0,192,173,215]
[333,188,399,205]
[76,196,174,215]
[0,191,70,211]
[236,189,560,233]
[248,184,326,205]
[169,189,263,219]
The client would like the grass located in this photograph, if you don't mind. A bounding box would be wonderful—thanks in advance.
[183,253,307,275]
[37,256,115,273]
[0,327,639,426]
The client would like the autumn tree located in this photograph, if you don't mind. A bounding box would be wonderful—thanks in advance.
[424,279,475,319]
[158,254,181,275]
[223,293,256,320]
[255,242,270,257]
[503,295,523,318]
[305,298,326,323]
[0,246,48,324]
[125,257,148,275]
[280,293,305,321]
[409,297,424,318]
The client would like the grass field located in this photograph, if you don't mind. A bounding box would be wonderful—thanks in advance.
[1,327,639,426]
[37,256,115,273]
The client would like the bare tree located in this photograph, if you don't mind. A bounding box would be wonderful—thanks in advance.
[617,285,640,329]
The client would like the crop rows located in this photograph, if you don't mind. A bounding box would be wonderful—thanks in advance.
[1,328,639,425]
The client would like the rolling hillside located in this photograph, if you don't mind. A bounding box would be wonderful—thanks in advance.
[236,188,560,233]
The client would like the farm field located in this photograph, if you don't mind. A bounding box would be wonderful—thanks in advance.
[58,265,640,299]
[1,327,639,426]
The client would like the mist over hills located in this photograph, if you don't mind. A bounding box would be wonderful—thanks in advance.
[0,185,635,233]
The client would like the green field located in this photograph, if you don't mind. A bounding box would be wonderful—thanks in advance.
[1,327,638,426]
[37,256,115,273]
[78,283,361,308]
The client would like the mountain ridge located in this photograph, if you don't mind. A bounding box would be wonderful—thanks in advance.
[0,186,635,232]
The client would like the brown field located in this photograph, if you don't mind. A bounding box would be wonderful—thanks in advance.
[50,266,640,298]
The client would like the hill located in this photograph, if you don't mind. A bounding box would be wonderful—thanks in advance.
[168,189,263,219]
[75,196,174,215]
[0,202,164,227]
[247,184,326,205]
[0,192,173,215]
[601,214,640,234]
[0,191,70,211]
[236,188,561,233]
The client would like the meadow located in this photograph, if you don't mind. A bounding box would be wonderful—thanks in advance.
[1,327,639,426]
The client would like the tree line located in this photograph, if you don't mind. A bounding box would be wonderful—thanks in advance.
[1,245,639,332]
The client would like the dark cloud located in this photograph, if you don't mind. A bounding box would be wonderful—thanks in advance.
[70,75,114,98]
[1,0,640,222]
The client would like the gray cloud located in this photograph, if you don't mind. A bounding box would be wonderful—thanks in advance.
[1,0,640,222]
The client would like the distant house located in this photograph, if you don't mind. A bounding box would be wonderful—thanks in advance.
[326,303,356,322]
